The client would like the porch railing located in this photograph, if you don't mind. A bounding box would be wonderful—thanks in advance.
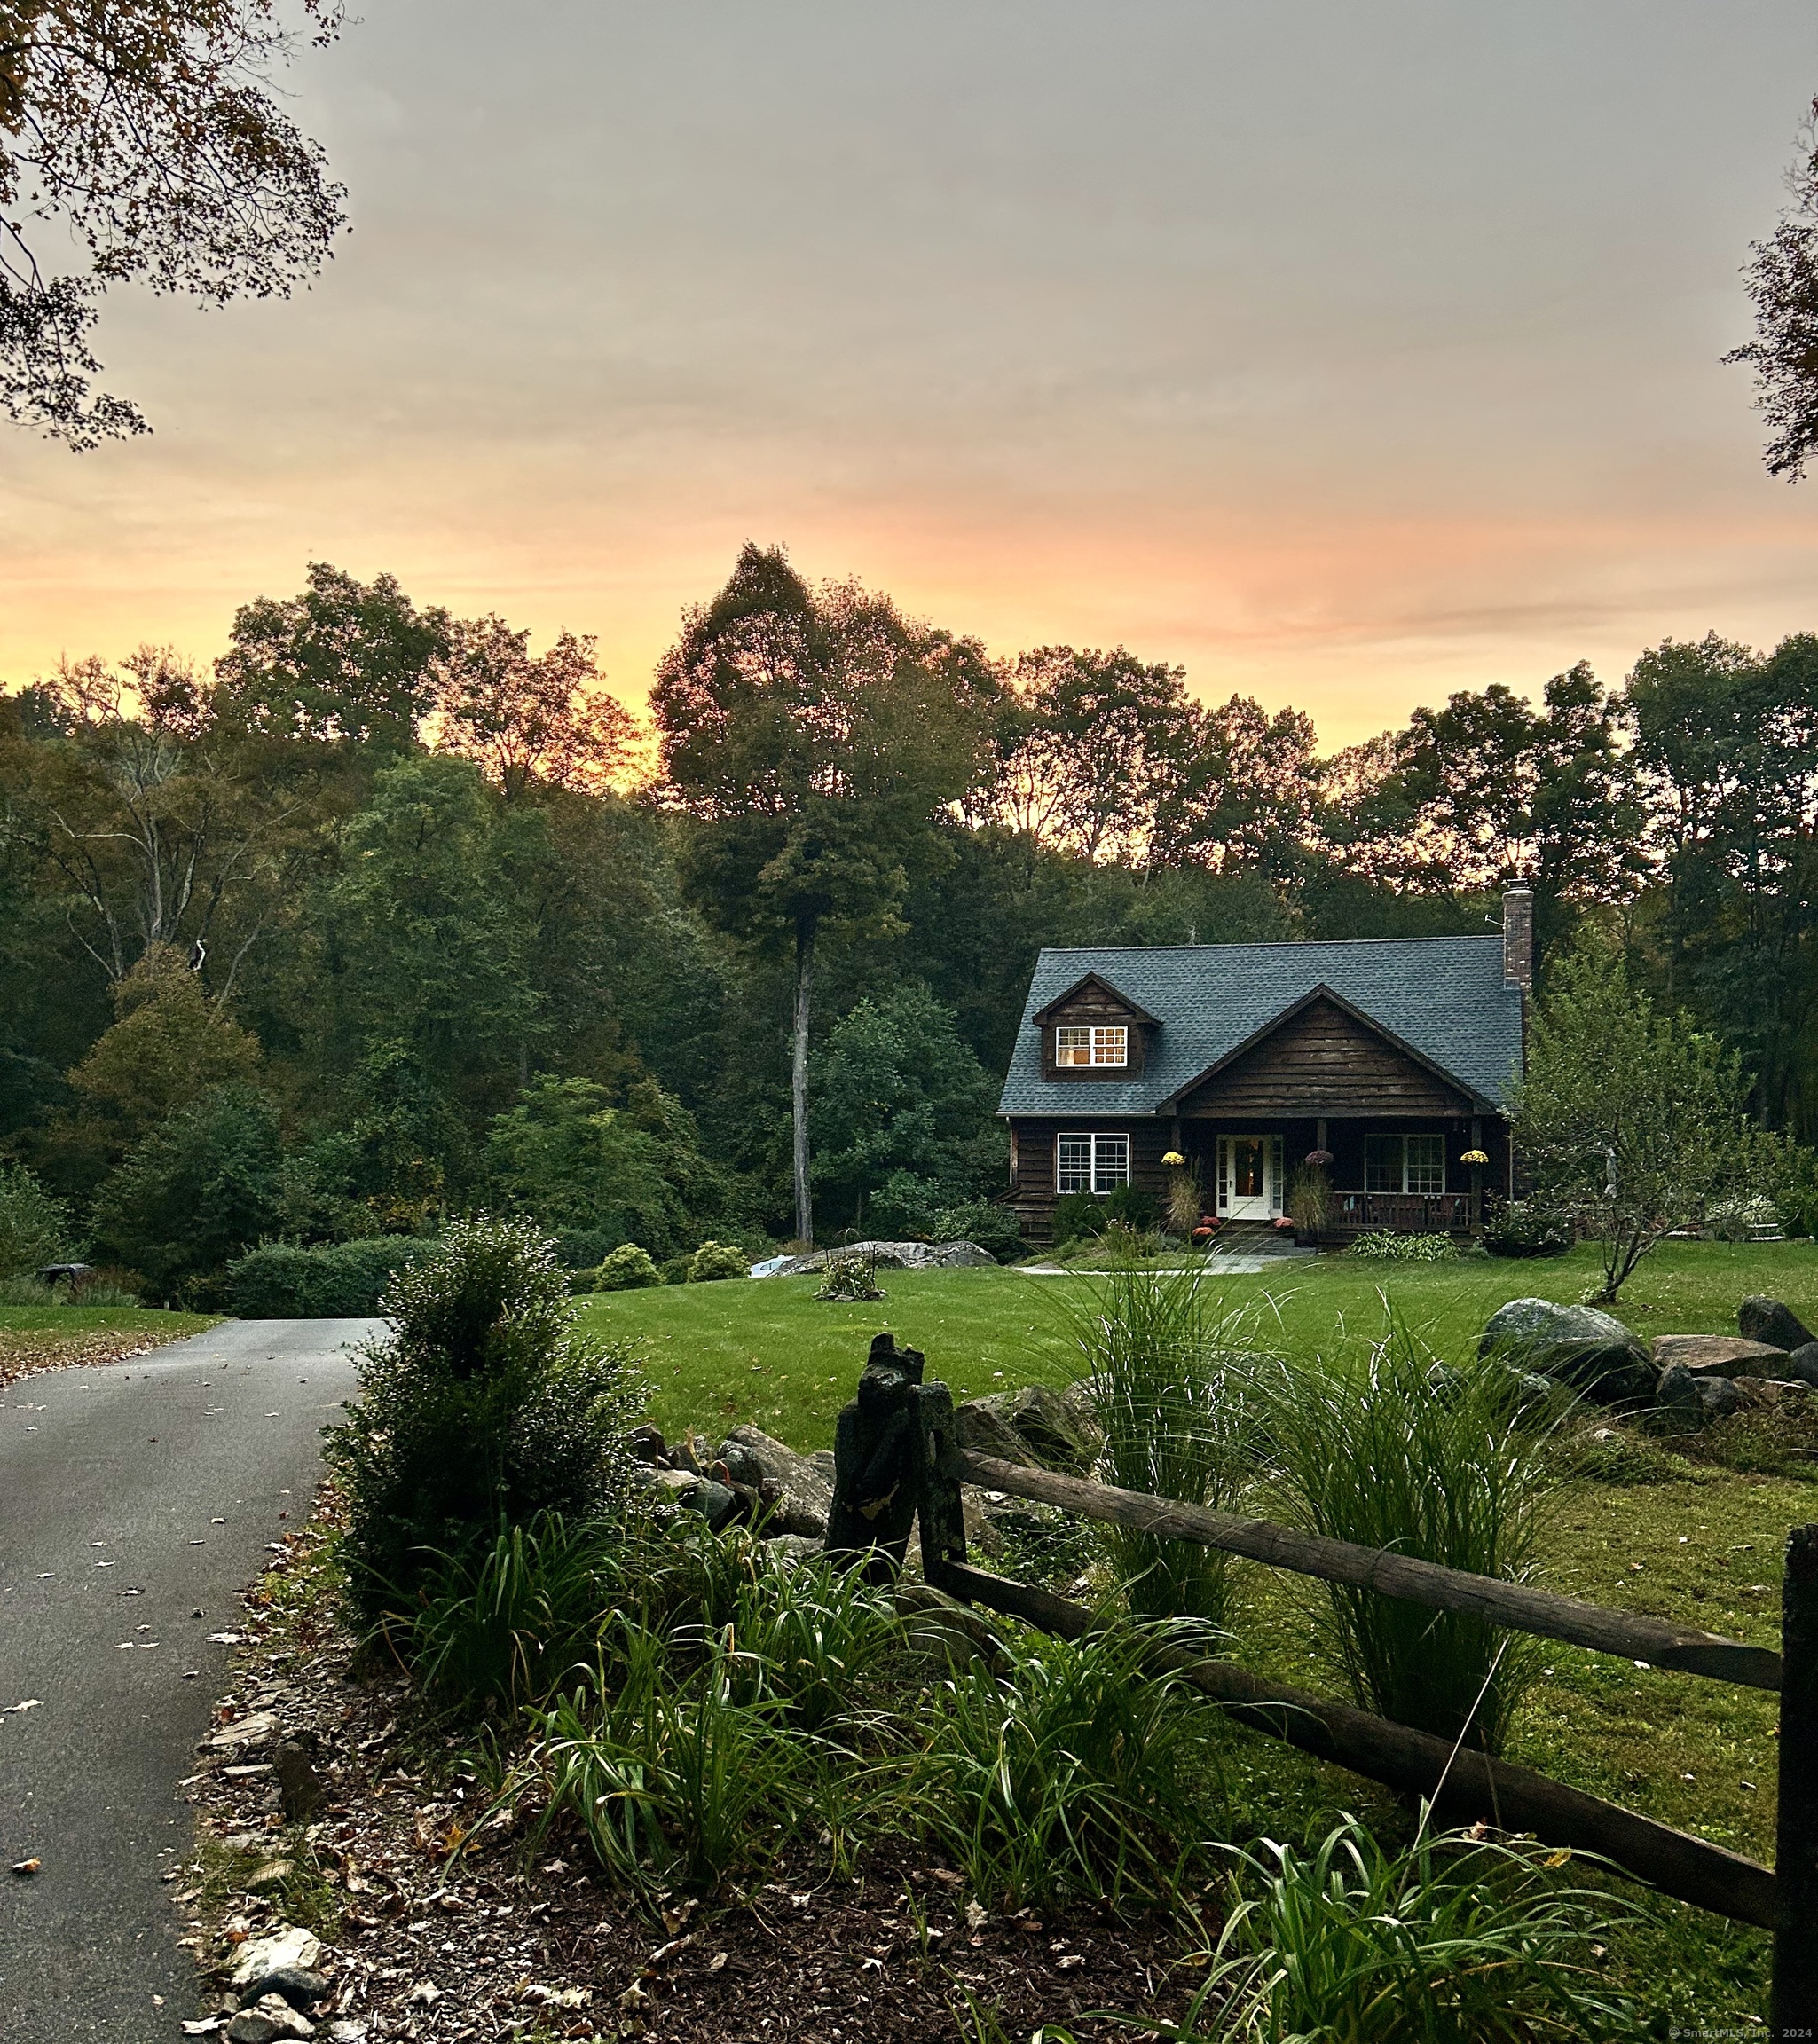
[1333,1190,1479,1233]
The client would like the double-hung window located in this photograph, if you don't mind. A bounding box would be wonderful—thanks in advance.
[1365,1134,1447,1195]
[1057,1133,1131,1195]
[1054,1025,1128,1068]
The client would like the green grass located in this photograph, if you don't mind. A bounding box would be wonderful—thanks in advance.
[577,1240,1818,1449]
[575,1242,1815,2026]
[0,1303,217,1338]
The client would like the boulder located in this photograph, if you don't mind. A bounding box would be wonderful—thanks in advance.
[1788,1341,1818,1390]
[227,1995,315,2043]
[951,1398,1038,1468]
[762,1533,827,1565]
[1478,1299,1654,1405]
[1738,1295,1816,1353]
[1652,1334,1790,1380]
[894,1582,1007,1674]
[229,1927,324,2001]
[626,1423,667,1466]
[717,1425,832,1537]
[682,1477,739,1531]
[996,1383,1100,1472]
[754,1238,996,1278]
[1656,1363,1745,1424]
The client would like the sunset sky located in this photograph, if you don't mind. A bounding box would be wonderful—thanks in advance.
[4,1,1817,746]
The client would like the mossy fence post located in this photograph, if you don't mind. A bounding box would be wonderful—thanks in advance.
[1774,1523,1818,2040]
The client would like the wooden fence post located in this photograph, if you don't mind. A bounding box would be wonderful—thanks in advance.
[1773,1524,1818,2040]
[912,1379,968,1588]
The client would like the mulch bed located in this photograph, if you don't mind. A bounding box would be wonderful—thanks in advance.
[172,1511,1195,2043]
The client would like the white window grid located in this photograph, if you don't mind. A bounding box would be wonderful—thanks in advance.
[1365,1134,1448,1195]
[1056,1133,1131,1195]
[1055,1025,1128,1068]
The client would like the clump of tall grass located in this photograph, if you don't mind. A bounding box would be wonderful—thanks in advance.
[516,1627,833,1898]
[1044,1814,1641,2043]
[1162,1813,1639,2043]
[1069,1262,1267,1625]
[384,1510,618,1709]
[500,1545,907,1897]
[908,1618,1238,1910]
[1261,1317,1561,1752]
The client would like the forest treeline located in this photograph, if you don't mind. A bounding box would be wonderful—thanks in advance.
[1,545,1813,1297]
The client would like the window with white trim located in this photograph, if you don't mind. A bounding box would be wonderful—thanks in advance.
[1057,1132,1131,1195]
[1054,1024,1128,1068]
[1365,1134,1448,1195]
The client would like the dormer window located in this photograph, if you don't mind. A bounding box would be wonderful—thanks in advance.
[1056,1025,1128,1068]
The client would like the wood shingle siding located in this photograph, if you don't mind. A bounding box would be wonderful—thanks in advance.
[1177,995,1470,1118]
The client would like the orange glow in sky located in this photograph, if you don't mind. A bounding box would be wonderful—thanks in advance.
[4,2,1817,749]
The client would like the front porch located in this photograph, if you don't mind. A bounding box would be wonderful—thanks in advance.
[1173,1118,1505,1244]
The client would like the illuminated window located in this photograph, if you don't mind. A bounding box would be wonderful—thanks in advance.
[1058,1133,1130,1194]
[1055,1025,1128,1067]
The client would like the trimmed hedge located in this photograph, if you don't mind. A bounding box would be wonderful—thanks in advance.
[225,1237,442,1317]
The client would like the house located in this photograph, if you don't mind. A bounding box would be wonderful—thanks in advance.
[998,890,1532,1245]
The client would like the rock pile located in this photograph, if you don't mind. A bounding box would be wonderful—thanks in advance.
[629,1422,836,1541]
[629,1380,1105,1561]
[751,1240,998,1278]
[1482,1293,1817,1427]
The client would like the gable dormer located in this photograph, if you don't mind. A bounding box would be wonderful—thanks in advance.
[1031,972,1159,1081]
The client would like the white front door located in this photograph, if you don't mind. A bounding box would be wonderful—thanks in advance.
[1217,1135,1279,1221]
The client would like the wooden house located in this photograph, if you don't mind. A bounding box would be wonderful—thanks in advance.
[999,891,1532,1246]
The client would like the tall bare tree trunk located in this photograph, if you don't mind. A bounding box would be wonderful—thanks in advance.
[791,916,816,1246]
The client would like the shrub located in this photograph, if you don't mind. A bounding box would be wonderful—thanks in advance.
[815,1250,885,1301]
[1166,1813,1638,2043]
[1052,1191,1110,1246]
[327,1215,645,1616]
[1102,1181,1157,1232]
[1346,1230,1461,1262]
[1069,1266,1265,1626]
[0,1162,72,1278]
[1481,1199,1574,1258]
[552,1227,616,1272]
[658,1254,692,1285]
[593,1244,665,1291]
[687,1240,748,1283]
[929,1199,1025,1262]
[1263,1326,1560,1754]
[224,1237,440,1317]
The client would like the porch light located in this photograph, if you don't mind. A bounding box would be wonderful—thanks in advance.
[1460,1149,1490,1165]
[1303,1148,1334,1167]
[1161,1151,1186,1167]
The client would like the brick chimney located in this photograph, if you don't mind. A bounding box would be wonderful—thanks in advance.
[1502,887,1534,991]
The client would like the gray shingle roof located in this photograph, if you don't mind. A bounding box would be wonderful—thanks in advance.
[999,937,1524,1117]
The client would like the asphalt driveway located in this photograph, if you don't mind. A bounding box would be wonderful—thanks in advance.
[0,1318,372,2040]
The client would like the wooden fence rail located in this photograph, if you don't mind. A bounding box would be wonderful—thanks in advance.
[938,1558,1777,1930]
[944,1448,1784,1690]
[820,1340,1814,2037]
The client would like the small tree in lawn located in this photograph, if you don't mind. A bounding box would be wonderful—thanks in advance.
[1512,935,1781,1301]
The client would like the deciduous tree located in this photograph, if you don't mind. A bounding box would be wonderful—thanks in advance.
[1,2,347,446]
[652,545,991,1244]
[1512,935,1781,1300]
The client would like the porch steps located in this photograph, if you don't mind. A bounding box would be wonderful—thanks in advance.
[1208,1220,1311,1259]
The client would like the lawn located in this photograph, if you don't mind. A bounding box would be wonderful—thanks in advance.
[578,1238,1818,1450]
[0,1303,219,1384]
[578,1238,1817,2028]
